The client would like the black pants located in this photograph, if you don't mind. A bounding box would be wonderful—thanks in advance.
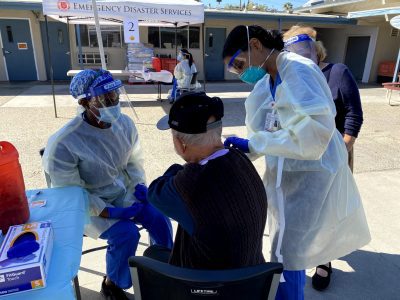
[143,245,172,263]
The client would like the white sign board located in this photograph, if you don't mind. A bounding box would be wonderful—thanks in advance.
[124,18,139,43]
[42,0,204,26]
[390,15,400,29]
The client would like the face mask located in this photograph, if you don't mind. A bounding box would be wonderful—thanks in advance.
[239,48,275,85]
[92,103,121,124]
[239,26,276,85]
[177,54,183,61]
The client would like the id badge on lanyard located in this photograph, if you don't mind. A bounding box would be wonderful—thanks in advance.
[265,74,282,132]
[265,103,281,132]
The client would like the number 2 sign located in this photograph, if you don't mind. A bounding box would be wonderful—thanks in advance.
[124,18,139,44]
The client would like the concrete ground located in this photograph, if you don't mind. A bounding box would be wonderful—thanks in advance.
[0,81,399,299]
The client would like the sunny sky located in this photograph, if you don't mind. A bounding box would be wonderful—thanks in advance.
[202,0,308,10]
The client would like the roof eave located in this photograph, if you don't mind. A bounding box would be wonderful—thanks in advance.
[294,0,366,13]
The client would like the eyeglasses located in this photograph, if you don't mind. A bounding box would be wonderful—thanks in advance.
[96,90,120,107]
[227,49,248,75]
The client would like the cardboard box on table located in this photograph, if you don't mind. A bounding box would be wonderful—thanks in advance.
[0,221,53,297]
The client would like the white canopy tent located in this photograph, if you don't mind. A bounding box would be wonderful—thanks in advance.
[42,0,205,117]
[43,0,204,26]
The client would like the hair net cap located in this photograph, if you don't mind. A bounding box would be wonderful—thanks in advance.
[69,69,109,100]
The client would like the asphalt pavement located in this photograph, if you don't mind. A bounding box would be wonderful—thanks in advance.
[0,81,399,299]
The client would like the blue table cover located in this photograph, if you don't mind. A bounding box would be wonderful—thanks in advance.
[1,186,88,300]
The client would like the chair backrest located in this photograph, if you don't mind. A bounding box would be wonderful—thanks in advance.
[129,256,283,300]
[39,147,51,188]
[190,72,198,85]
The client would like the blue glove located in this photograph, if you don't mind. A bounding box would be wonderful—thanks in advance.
[134,183,148,203]
[107,203,144,219]
[7,233,40,259]
[224,137,250,153]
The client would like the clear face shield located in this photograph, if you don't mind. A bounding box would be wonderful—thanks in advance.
[284,34,318,64]
[78,74,138,124]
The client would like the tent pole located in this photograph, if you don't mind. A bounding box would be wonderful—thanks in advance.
[66,18,73,71]
[175,23,178,63]
[393,48,400,82]
[45,15,57,118]
[76,24,84,69]
[91,0,106,69]
[201,23,206,92]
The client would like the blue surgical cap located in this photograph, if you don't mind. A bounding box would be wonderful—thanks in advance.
[69,69,110,100]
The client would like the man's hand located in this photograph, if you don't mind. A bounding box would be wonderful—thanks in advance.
[134,183,148,203]
[224,137,250,153]
[106,203,144,219]
[343,134,356,152]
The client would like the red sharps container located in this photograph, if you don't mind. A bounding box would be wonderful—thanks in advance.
[0,141,29,234]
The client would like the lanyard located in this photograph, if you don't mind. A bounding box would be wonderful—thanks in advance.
[270,73,282,100]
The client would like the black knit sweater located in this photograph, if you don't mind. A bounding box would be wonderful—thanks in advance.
[169,148,267,269]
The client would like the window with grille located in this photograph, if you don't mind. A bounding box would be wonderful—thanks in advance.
[78,53,109,65]
[391,28,399,37]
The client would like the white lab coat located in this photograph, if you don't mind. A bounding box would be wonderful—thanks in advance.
[246,52,370,270]
[174,59,197,89]
[43,114,145,239]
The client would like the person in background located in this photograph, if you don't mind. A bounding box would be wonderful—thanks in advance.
[43,69,173,300]
[223,25,370,300]
[283,25,364,291]
[145,92,268,270]
[168,49,199,103]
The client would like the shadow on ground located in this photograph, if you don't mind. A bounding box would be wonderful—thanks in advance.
[305,249,400,300]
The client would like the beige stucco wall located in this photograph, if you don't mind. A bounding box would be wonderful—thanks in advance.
[0,10,47,81]
[69,25,149,71]
[318,25,379,83]
[318,22,400,83]
[2,8,394,84]
[368,22,400,82]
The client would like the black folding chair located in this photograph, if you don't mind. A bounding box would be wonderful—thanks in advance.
[129,256,283,300]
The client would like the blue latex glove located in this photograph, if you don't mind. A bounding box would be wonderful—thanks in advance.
[224,137,250,153]
[134,183,148,203]
[107,203,144,219]
[7,233,40,259]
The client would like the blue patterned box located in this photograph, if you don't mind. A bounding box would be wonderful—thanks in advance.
[0,222,53,297]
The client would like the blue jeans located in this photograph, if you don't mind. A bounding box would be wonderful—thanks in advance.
[275,270,306,300]
[170,78,181,101]
[99,204,173,289]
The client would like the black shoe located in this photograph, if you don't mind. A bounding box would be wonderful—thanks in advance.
[312,262,332,291]
[100,276,129,300]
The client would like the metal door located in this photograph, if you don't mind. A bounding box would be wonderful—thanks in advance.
[205,28,226,81]
[344,36,370,81]
[0,19,37,81]
[40,21,71,80]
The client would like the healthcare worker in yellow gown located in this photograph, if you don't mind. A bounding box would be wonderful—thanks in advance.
[223,25,370,300]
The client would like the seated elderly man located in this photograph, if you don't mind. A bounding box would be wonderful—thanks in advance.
[42,69,173,300]
[145,92,267,269]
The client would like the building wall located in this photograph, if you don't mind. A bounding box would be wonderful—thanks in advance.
[318,25,379,82]
[69,24,135,71]
[0,10,47,81]
[319,22,400,83]
[368,22,400,82]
